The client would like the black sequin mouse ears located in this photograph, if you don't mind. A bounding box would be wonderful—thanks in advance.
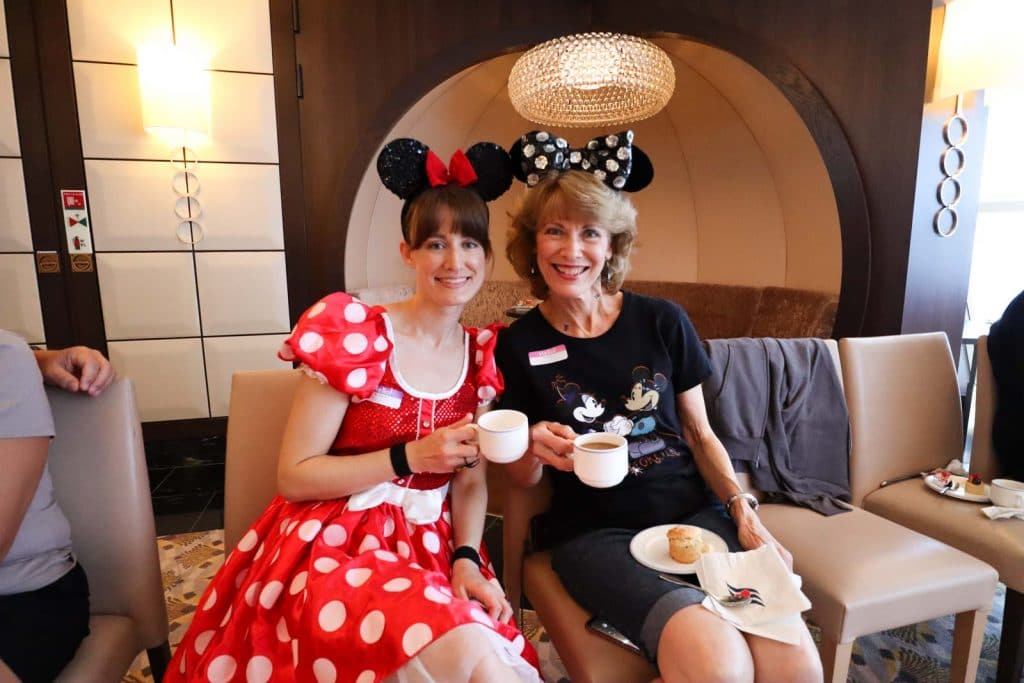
[376,138,515,206]
[510,130,654,192]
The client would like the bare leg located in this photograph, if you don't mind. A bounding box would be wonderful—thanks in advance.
[744,622,822,683]
[0,660,21,683]
[657,605,754,683]
[399,624,524,683]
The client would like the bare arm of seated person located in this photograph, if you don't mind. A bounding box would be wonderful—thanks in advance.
[677,385,793,569]
[0,436,48,563]
[34,346,115,396]
[276,374,480,501]
[504,420,578,488]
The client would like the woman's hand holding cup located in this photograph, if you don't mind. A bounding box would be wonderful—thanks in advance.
[406,413,481,473]
[528,421,577,472]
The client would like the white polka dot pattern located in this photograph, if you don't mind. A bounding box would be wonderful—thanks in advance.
[312,658,337,683]
[322,524,347,546]
[202,588,217,611]
[359,611,386,644]
[358,534,380,553]
[288,571,308,595]
[297,520,322,542]
[246,655,273,683]
[345,567,372,587]
[347,367,368,389]
[402,623,433,657]
[206,655,237,683]
[194,630,215,655]
[276,616,290,643]
[382,578,412,592]
[307,301,327,318]
[314,557,341,573]
[355,671,376,683]
[344,302,367,323]
[318,601,346,632]
[421,531,440,554]
[237,530,258,552]
[343,333,369,354]
[299,331,324,353]
[259,581,283,609]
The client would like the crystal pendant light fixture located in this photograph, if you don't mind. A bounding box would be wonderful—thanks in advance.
[509,32,675,128]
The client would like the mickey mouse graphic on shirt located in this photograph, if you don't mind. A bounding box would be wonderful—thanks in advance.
[551,375,607,423]
[617,366,668,461]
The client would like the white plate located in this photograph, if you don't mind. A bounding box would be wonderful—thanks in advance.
[629,524,729,574]
[924,474,990,503]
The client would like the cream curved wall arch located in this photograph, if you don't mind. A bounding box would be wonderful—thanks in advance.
[347,40,840,296]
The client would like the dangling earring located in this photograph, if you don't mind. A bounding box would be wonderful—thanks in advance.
[529,263,537,276]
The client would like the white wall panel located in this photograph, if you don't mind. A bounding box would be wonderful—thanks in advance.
[67,0,171,63]
[192,163,283,250]
[195,251,289,335]
[0,158,31,251]
[97,252,201,339]
[108,338,209,421]
[174,0,273,73]
[76,62,168,160]
[206,72,278,162]
[204,334,289,416]
[0,255,45,343]
[86,159,191,251]
[0,60,19,155]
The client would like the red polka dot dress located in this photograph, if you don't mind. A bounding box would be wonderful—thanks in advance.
[166,293,540,683]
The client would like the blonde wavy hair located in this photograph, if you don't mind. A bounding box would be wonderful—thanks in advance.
[507,171,638,299]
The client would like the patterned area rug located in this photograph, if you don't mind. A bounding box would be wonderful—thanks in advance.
[125,530,1012,683]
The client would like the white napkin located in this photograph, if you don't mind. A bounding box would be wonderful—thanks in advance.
[982,505,1024,521]
[695,544,811,644]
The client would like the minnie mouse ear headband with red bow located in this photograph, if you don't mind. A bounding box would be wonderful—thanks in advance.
[376,138,514,239]
[510,130,654,192]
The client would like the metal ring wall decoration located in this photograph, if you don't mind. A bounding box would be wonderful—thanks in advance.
[934,111,968,237]
[171,147,204,245]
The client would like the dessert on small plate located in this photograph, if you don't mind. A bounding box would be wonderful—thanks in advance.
[630,524,728,574]
[923,470,990,503]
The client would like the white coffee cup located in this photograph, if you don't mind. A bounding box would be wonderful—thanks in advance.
[470,410,529,463]
[990,479,1024,509]
[572,433,628,488]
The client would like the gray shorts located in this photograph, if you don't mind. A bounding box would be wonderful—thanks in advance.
[549,505,741,662]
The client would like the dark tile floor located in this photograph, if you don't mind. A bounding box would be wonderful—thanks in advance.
[147,436,506,577]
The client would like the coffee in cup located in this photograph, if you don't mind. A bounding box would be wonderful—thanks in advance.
[572,433,628,488]
[470,410,529,463]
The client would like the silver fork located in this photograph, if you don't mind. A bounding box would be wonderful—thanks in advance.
[657,574,758,607]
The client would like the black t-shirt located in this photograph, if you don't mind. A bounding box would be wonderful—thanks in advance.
[496,290,714,548]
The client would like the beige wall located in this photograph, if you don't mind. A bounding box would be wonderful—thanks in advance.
[65,0,287,421]
[346,40,842,296]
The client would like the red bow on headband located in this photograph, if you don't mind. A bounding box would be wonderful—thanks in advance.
[425,149,478,188]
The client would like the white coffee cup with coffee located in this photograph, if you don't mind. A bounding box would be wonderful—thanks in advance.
[470,410,529,464]
[990,479,1024,509]
[572,433,629,488]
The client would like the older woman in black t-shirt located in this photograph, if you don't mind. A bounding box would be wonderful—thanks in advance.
[496,167,821,683]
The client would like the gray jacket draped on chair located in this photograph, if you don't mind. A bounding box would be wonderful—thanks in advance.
[703,338,851,515]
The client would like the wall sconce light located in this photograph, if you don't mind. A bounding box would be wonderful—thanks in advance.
[932,0,1024,237]
[137,43,212,246]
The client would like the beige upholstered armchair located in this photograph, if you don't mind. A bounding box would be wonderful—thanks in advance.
[847,333,1023,683]
[45,379,170,682]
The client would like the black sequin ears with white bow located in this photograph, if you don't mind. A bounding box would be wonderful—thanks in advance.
[509,130,654,192]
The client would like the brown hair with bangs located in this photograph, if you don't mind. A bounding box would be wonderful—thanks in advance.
[507,171,637,299]
[402,185,492,258]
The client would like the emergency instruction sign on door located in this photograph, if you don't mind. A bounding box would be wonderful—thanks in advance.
[61,189,93,254]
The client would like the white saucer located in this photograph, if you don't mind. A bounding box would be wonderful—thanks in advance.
[629,524,729,574]
[924,474,990,504]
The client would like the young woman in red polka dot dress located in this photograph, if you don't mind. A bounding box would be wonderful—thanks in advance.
[166,139,540,683]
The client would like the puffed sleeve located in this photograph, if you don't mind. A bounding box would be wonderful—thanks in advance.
[468,323,506,406]
[278,292,393,399]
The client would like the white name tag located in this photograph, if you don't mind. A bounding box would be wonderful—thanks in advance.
[367,385,403,409]
[528,344,568,366]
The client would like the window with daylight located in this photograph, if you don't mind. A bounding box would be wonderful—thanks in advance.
[966,87,1024,328]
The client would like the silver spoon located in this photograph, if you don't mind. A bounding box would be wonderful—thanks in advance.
[657,574,760,607]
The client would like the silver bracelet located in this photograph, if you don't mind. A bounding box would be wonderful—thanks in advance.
[725,492,759,515]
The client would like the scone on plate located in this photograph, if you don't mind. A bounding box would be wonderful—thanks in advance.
[667,526,708,564]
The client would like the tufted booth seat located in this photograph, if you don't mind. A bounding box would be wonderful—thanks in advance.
[355,280,839,339]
